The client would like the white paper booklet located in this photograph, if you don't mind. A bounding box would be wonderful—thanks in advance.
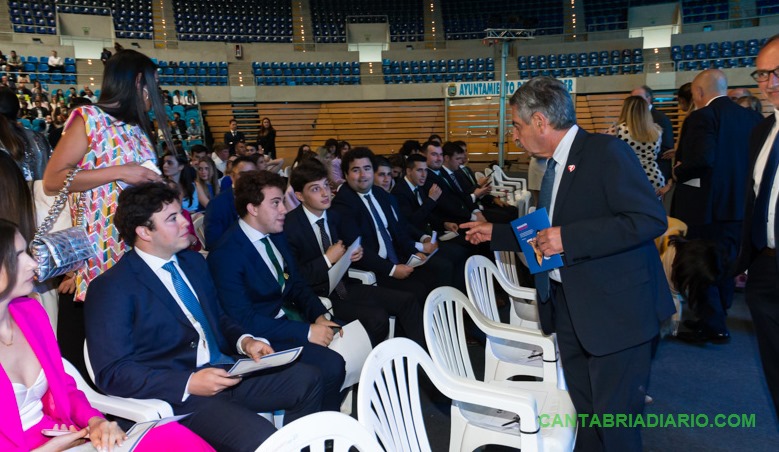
[227,346,303,377]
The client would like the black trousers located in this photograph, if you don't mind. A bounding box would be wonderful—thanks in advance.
[177,362,323,452]
[685,221,741,334]
[553,282,652,452]
[332,282,424,347]
[745,252,779,418]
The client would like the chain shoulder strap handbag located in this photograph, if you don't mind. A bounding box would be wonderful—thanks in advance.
[30,167,96,282]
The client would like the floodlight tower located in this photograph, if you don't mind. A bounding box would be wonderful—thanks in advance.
[484,28,534,167]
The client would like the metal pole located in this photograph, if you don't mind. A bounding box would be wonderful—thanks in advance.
[497,39,509,167]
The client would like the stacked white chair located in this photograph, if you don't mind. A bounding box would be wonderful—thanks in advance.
[357,337,546,452]
[424,287,576,452]
[471,253,540,330]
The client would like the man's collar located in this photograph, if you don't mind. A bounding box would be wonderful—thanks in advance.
[404,176,418,191]
[706,95,727,107]
[135,246,178,272]
[302,205,327,225]
[238,218,269,242]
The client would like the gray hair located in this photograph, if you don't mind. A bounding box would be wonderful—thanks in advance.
[509,77,576,130]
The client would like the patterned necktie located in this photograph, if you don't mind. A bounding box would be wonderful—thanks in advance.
[316,218,349,299]
[448,171,464,193]
[260,237,285,287]
[534,158,557,304]
[364,194,400,264]
[538,158,557,213]
[752,138,779,250]
[162,262,234,365]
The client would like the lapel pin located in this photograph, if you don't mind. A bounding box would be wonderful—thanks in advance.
[567,165,576,172]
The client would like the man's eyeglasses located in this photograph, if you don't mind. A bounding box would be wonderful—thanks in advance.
[751,66,779,82]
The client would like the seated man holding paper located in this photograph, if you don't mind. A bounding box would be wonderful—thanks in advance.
[84,183,323,452]
[207,170,347,411]
[285,159,425,347]
[331,147,455,306]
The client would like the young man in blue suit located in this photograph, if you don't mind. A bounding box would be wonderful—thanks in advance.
[285,159,425,347]
[464,77,674,452]
[84,183,323,452]
[207,170,346,411]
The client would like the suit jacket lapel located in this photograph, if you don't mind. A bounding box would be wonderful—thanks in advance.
[234,225,282,291]
[125,250,194,329]
[552,129,587,224]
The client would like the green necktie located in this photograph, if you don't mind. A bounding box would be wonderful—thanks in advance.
[260,237,285,287]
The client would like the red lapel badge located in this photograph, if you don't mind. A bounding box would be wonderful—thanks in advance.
[567,164,576,172]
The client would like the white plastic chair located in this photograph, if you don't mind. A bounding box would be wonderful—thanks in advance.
[491,165,528,192]
[347,268,395,339]
[357,338,546,452]
[424,288,576,452]
[62,359,174,423]
[467,255,539,330]
[491,252,541,329]
[255,411,381,452]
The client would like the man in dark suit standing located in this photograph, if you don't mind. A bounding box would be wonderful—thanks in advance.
[737,35,779,418]
[285,159,425,346]
[632,85,675,180]
[224,118,245,155]
[463,77,674,451]
[84,183,323,452]
[672,69,763,343]
[207,170,346,411]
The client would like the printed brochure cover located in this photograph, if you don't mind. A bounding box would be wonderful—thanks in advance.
[510,208,563,274]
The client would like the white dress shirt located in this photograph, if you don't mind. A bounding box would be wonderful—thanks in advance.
[752,109,779,249]
[547,125,579,282]
[303,206,333,267]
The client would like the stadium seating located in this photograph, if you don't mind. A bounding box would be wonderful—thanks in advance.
[671,38,764,71]
[441,0,563,39]
[381,58,494,84]
[310,0,423,44]
[252,61,361,86]
[518,49,642,78]
[173,0,293,42]
[157,60,228,86]
[681,0,730,24]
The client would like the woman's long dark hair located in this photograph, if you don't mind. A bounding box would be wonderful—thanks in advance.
[0,219,22,300]
[259,117,274,137]
[0,87,25,162]
[0,153,35,242]
[97,49,175,155]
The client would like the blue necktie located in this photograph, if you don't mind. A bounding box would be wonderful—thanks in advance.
[534,158,557,303]
[365,194,400,264]
[752,137,779,250]
[162,262,234,365]
[537,158,557,212]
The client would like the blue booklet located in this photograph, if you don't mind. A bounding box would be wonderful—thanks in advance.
[510,208,563,274]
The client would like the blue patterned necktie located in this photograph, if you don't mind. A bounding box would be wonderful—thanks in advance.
[752,138,779,250]
[538,158,557,212]
[162,262,234,365]
[364,194,400,264]
[534,158,557,303]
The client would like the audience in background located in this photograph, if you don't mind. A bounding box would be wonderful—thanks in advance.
[162,152,199,213]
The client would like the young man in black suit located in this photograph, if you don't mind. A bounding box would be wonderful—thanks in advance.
[285,159,425,346]
[422,140,486,225]
[331,147,453,306]
[223,118,245,155]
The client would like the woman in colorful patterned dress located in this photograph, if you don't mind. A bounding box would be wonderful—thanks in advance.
[44,50,174,301]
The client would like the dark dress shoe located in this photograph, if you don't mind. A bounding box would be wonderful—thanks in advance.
[676,329,731,345]
[683,319,702,330]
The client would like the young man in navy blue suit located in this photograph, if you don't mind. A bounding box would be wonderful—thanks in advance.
[464,77,674,451]
[207,170,346,411]
[285,159,425,347]
[84,183,323,452]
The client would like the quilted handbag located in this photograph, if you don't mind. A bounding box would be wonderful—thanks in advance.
[30,168,96,282]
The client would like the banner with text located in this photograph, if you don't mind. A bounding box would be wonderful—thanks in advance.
[446,78,576,98]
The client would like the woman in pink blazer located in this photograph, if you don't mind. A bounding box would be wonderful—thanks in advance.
[0,219,213,451]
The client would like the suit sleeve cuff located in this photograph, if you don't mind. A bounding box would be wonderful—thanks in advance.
[236,334,270,355]
[389,265,397,277]
[183,373,194,402]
